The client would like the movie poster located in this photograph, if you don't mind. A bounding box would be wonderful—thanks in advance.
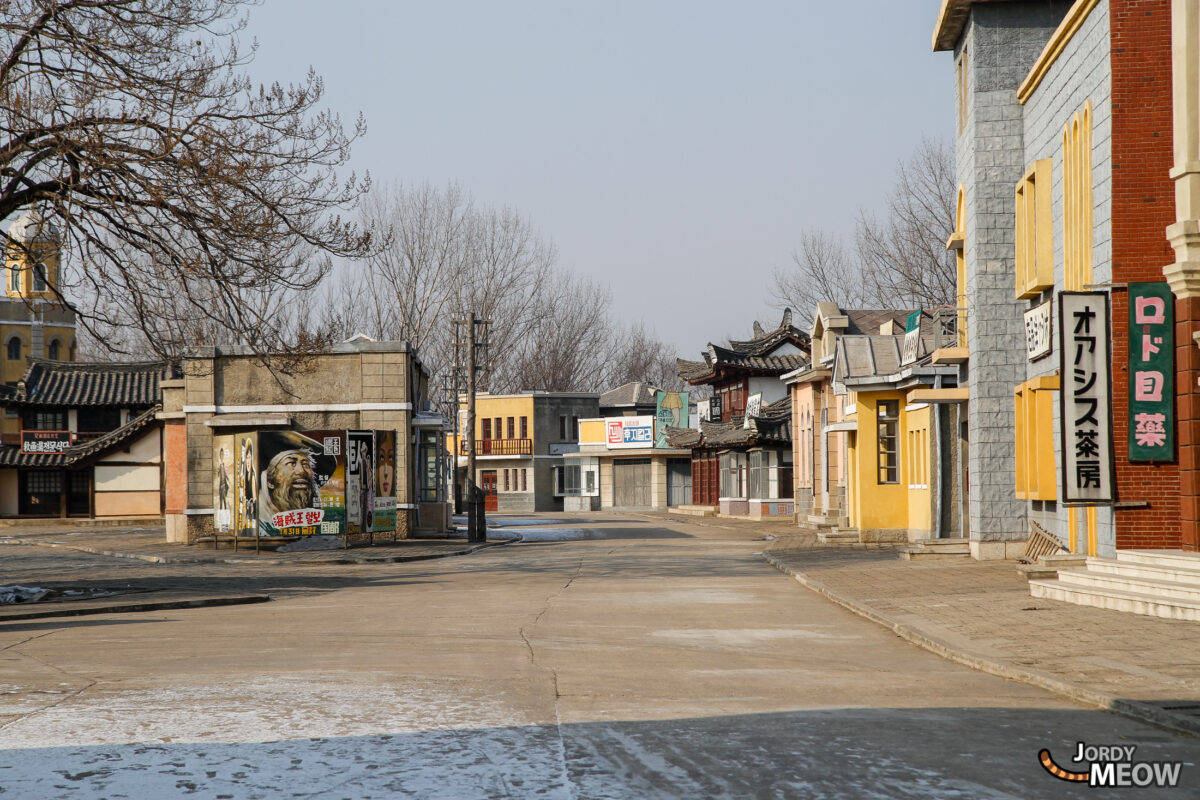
[256,430,340,537]
[373,429,397,532]
[212,435,234,533]
[346,430,375,535]
[307,430,346,536]
[234,432,258,539]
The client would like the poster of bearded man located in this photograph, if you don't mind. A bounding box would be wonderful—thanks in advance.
[256,430,339,537]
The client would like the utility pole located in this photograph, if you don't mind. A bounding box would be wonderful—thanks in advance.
[456,312,490,543]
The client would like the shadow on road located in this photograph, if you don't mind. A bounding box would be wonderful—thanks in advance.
[0,706,1192,799]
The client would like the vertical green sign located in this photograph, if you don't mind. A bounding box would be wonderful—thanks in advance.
[1128,282,1174,462]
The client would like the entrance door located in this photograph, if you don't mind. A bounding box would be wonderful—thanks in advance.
[667,458,691,506]
[480,470,498,512]
[613,459,651,507]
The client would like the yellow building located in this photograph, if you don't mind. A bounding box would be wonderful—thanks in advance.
[2,209,77,442]
[832,331,967,543]
[450,391,599,512]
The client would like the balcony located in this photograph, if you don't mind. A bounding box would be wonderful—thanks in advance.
[461,438,532,457]
[930,306,968,364]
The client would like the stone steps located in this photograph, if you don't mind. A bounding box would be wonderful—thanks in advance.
[1028,550,1200,621]
[817,528,859,543]
[900,538,971,561]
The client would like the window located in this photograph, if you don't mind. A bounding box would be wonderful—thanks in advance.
[559,415,567,440]
[8,263,19,293]
[6,337,20,361]
[749,451,777,499]
[26,410,65,430]
[520,416,528,439]
[584,469,594,493]
[956,46,968,135]
[1015,159,1053,298]
[506,417,514,439]
[719,451,747,498]
[1063,101,1093,291]
[1015,377,1059,500]
[493,418,501,440]
[556,464,581,496]
[907,420,929,489]
[504,469,510,491]
[521,468,527,492]
[47,339,59,361]
[571,416,579,441]
[482,418,491,440]
[33,262,47,292]
[877,400,899,484]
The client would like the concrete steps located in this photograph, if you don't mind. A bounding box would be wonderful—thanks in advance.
[1029,550,1200,622]
[817,528,859,544]
[900,538,971,561]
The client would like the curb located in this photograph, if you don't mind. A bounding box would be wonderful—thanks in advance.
[761,551,1200,738]
[0,536,513,566]
[0,594,270,622]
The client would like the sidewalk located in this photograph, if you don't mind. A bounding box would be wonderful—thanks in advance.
[761,531,1200,736]
[0,524,509,621]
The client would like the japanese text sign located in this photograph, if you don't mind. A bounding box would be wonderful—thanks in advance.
[1059,292,1115,503]
[1128,282,1174,462]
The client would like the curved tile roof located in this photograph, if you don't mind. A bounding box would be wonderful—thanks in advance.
[6,359,178,407]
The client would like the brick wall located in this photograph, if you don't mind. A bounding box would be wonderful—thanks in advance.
[1109,0,1182,549]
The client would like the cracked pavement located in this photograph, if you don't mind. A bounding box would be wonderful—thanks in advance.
[0,514,1196,798]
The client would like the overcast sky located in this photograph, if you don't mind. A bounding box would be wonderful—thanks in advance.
[247,1,950,355]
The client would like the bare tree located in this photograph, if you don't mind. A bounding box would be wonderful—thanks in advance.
[772,229,871,326]
[772,137,956,320]
[857,137,957,309]
[2,0,369,361]
[508,278,613,393]
[605,322,687,392]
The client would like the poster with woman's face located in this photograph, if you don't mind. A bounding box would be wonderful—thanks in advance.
[213,435,234,533]
[374,429,397,532]
[346,430,374,535]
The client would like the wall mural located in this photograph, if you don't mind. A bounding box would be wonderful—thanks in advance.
[655,391,689,448]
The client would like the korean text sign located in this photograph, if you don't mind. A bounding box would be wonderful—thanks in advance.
[1059,292,1115,502]
[1127,282,1174,462]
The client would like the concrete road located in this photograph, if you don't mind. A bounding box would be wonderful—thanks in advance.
[0,515,1195,798]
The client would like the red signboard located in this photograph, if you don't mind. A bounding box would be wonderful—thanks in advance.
[21,430,73,454]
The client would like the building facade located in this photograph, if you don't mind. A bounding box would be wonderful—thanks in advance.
[166,341,449,543]
[452,392,599,513]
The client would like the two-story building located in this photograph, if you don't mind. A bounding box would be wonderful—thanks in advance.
[453,391,599,512]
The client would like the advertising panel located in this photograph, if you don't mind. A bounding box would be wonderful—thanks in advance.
[901,309,922,366]
[212,434,234,533]
[256,430,342,537]
[1024,300,1052,361]
[605,416,654,449]
[1059,292,1115,503]
[374,429,397,532]
[654,391,689,447]
[744,392,763,429]
[1128,283,1174,462]
[233,432,258,538]
[345,430,375,535]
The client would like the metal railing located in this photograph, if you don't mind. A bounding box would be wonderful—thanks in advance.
[460,438,532,456]
[930,306,968,350]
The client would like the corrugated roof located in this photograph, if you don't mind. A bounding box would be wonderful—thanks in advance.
[600,381,660,409]
[4,359,178,408]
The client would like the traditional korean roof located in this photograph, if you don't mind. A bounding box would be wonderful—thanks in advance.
[0,358,178,408]
[667,396,792,451]
[0,405,161,468]
[676,310,810,386]
[600,381,660,410]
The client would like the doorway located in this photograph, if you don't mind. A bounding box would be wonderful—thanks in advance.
[480,470,498,512]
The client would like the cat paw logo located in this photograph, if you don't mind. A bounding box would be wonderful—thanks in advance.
[1039,742,1184,788]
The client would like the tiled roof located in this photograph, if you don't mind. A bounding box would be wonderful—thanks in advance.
[0,405,161,468]
[4,359,178,408]
[669,396,792,450]
[678,310,810,385]
[600,381,660,409]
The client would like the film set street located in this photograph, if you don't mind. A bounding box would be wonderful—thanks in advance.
[0,513,1195,799]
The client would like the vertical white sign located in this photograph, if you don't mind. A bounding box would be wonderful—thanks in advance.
[1059,292,1114,503]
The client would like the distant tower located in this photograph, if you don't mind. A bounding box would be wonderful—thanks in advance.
[2,210,76,432]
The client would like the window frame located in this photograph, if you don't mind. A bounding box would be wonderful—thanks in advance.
[876,400,900,485]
